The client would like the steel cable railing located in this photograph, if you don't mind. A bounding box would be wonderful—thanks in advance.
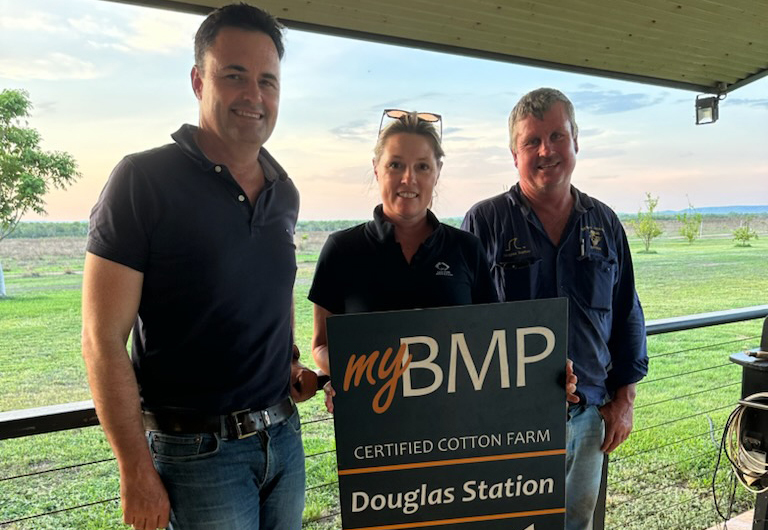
[1,497,120,527]
[0,457,115,482]
[601,320,765,530]
[2,308,766,529]
[630,403,738,436]
[607,447,719,488]
[642,335,761,361]
[633,381,740,410]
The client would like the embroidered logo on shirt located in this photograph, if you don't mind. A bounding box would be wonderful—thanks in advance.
[435,262,453,277]
[587,227,605,250]
[505,237,523,251]
[503,237,531,258]
[589,229,602,248]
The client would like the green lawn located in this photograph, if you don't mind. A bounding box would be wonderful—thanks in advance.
[0,234,766,529]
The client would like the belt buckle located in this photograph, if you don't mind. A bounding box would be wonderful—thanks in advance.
[230,409,259,440]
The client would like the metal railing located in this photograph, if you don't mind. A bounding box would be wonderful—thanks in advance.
[2,305,768,529]
[595,305,768,530]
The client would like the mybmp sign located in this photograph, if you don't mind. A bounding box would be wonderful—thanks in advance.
[327,298,568,530]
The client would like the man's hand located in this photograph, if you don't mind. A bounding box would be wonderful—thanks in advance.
[120,463,170,530]
[598,384,637,453]
[291,345,318,403]
[322,381,336,414]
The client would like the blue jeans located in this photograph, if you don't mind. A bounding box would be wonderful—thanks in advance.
[147,408,305,530]
[566,404,606,530]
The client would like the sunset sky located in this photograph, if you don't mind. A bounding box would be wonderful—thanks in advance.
[2,0,767,222]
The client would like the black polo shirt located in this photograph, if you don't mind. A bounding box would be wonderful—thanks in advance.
[87,124,299,414]
[308,205,497,314]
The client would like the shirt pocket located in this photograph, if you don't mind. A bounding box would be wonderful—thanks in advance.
[492,257,541,301]
[574,253,617,311]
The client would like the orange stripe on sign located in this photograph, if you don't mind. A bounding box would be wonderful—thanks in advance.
[343,507,566,530]
[338,449,565,476]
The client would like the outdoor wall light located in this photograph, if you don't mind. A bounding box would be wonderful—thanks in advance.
[695,94,720,125]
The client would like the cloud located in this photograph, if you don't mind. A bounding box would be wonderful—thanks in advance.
[584,174,621,181]
[67,14,125,39]
[0,6,196,83]
[577,147,626,160]
[444,136,480,142]
[330,120,375,142]
[86,40,132,53]
[578,128,604,138]
[301,163,373,188]
[34,100,58,114]
[726,98,768,110]
[447,145,511,168]
[367,93,448,113]
[0,53,101,81]
[0,12,65,34]
[122,11,198,54]
[570,89,666,114]
[443,126,482,142]
[66,9,197,55]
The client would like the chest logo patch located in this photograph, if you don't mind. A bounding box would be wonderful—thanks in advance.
[589,228,604,250]
[582,226,605,250]
[505,237,523,252]
[435,262,453,277]
[503,237,531,258]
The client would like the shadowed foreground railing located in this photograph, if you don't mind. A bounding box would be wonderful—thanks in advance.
[2,305,768,529]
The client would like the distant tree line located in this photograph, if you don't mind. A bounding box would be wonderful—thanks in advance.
[295,220,361,232]
[7,213,765,240]
[295,217,463,231]
[7,221,89,238]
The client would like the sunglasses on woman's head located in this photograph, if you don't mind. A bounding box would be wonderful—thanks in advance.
[378,108,442,140]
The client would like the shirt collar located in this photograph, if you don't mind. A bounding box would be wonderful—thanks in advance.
[171,124,287,182]
[509,182,593,216]
[369,204,440,243]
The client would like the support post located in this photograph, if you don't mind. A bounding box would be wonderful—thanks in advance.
[593,454,609,530]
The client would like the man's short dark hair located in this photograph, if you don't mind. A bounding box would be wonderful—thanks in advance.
[195,3,284,69]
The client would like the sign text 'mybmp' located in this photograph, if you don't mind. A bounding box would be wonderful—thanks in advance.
[342,327,555,414]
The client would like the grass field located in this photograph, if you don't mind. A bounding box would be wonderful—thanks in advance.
[0,228,766,529]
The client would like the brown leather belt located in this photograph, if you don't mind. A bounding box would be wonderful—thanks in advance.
[142,397,295,440]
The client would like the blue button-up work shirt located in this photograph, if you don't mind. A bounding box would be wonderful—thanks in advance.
[462,184,648,405]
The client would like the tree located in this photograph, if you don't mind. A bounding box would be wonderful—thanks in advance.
[733,215,759,247]
[629,192,663,252]
[676,200,703,244]
[0,88,80,296]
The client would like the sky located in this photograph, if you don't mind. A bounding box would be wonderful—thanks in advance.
[1,0,767,222]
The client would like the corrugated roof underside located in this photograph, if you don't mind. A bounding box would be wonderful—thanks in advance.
[128,0,768,92]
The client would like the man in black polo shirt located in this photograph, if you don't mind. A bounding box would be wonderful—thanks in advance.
[81,5,317,530]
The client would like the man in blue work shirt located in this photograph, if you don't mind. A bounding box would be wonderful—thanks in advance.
[462,87,648,530]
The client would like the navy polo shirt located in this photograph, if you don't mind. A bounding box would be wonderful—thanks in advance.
[462,184,647,405]
[87,124,299,414]
[308,205,498,315]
